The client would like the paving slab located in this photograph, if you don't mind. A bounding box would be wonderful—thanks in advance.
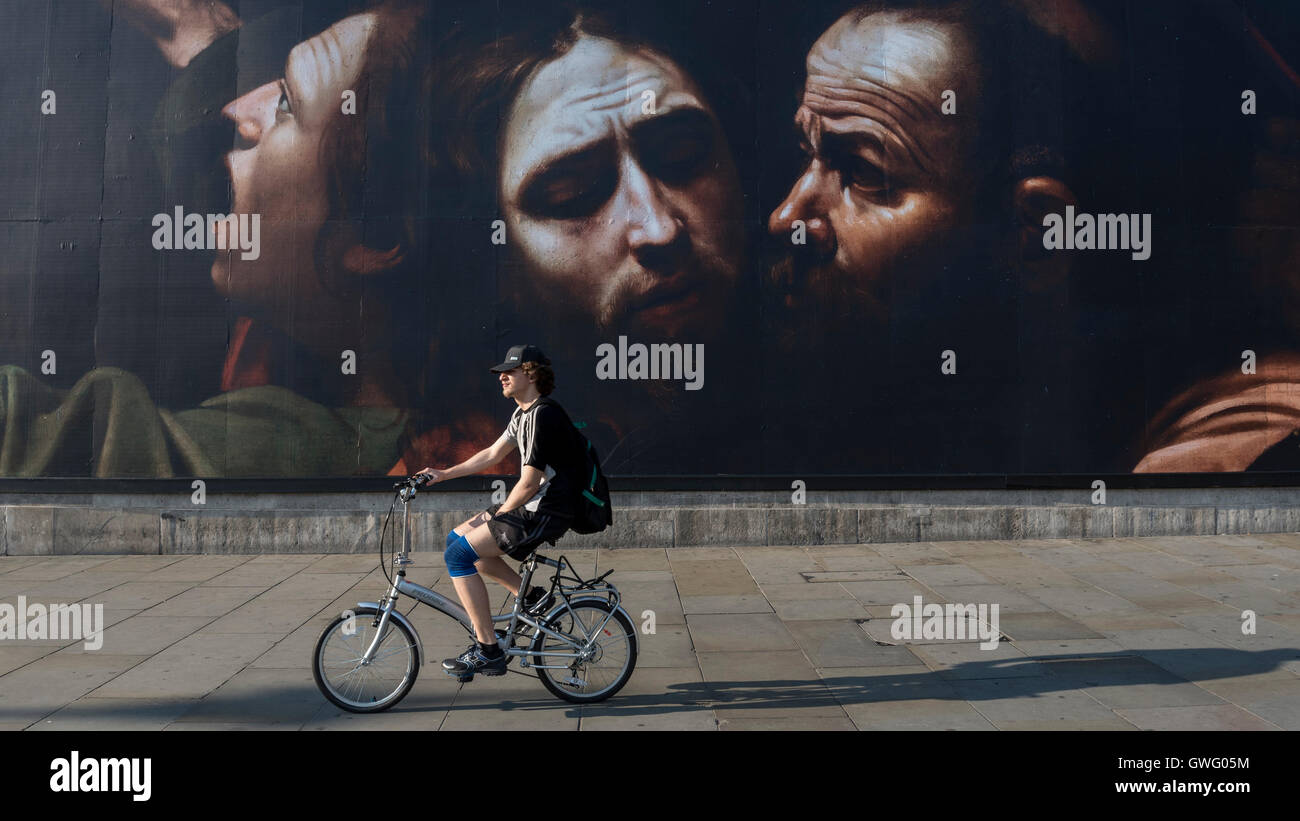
[90,633,281,699]
[697,650,846,721]
[872,543,953,563]
[997,612,1104,641]
[4,534,1300,731]
[0,577,130,602]
[719,715,858,730]
[202,597,328,634]
[262,572,369,601]
[635,625,699,668]
[86,581,194,610]
[1,557,118,580]
[1037,656,1227,709]
[0,557,52,575]
[687,613,799,653]
[32,697,195,731]
[680,595,773,615]
[667,547,737,561]
[671,559,760,597]
[696,649,820,684]
[135,556,251,583]
[839,579,944,606]
[1022,585,1145,618]
[952,677,1128,728]
[919,583,1055,613]
[1112,704,1282,730]
[162,722,300,731]
[576,665,715,731]
[1011,638,1131,658]
[859,613,992,645]
[908,642,1046,680]
[785,619,914,667]
[594,548,670,571]
[844,697,998,730]
[302,692,452,731]
[93,556,189,572]
[0,645,59,675]
[304,555,388,573]
[0,653,151,724]
[144,585,268,619]
[901,564,996,587]
[250,621,330,670]
[1214,564,1300,593]
[170,667,327,727]
[758,581,855,601]
[610,581,684,626]
[52,615,212,657]
[772,599,871,621]
[817,665,960,705]
[816,554,901,571]
[609,570,675,582]
[438,680,580,731]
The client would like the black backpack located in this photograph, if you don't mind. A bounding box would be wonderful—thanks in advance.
[569,421,613,534]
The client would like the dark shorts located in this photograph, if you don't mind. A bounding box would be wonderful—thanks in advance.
[484,505,573,560]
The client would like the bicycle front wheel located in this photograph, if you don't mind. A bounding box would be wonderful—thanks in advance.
[313,607,419,713]
[530,599,637,703]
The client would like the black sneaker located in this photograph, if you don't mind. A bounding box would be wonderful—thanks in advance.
[442,643,507,681]
[522,585,555,615]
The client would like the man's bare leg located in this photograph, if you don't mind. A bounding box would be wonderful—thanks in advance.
[452,513,523,596]
[449,522,513,644]
[476,556,523,596]
[450,573,496,644]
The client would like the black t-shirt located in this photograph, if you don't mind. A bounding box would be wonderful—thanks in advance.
[503,396,585,518]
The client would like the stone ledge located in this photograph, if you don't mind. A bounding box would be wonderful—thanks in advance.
[5,500,1300,554]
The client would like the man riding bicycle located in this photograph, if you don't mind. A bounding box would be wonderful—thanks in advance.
[416,345,588,679]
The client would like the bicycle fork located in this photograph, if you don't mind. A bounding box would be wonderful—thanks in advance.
[358,493,428,666]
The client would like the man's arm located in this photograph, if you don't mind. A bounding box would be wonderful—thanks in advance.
[417,433,516,483]
[495,465,545,516]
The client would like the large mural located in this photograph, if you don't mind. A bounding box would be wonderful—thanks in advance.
[1,0,1298,478]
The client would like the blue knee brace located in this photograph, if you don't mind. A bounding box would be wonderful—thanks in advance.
[444,531,480,578]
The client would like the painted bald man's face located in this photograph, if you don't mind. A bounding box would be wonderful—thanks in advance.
[499,35,743,342]
[768,12,984,331]
[214,14,376,311]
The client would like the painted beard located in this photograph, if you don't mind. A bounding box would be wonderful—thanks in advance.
[500,242,740,354]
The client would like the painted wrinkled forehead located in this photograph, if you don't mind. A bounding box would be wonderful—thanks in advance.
[500,34,711,195]
[285,13,378,122]
[808,11,973,103]
[802,11,978,176]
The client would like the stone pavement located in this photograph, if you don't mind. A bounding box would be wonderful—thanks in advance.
[1,534,1299,731]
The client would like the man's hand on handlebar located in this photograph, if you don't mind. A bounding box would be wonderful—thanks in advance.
[392,469,442,492]
[414,468,444,485]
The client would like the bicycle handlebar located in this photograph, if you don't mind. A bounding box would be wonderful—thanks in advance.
[392,473,434,491]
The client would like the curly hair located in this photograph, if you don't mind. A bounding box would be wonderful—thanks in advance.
[521,361,556,396]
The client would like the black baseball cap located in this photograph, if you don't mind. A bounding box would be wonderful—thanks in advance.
[489,344,550,372]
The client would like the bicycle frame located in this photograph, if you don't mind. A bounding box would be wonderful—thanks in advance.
[355,486,626,671]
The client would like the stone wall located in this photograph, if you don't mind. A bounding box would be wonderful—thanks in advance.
[5,487,1300,554]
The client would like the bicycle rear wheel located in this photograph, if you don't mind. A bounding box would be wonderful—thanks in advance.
[530,599,637,703]
[313,607,419,713]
